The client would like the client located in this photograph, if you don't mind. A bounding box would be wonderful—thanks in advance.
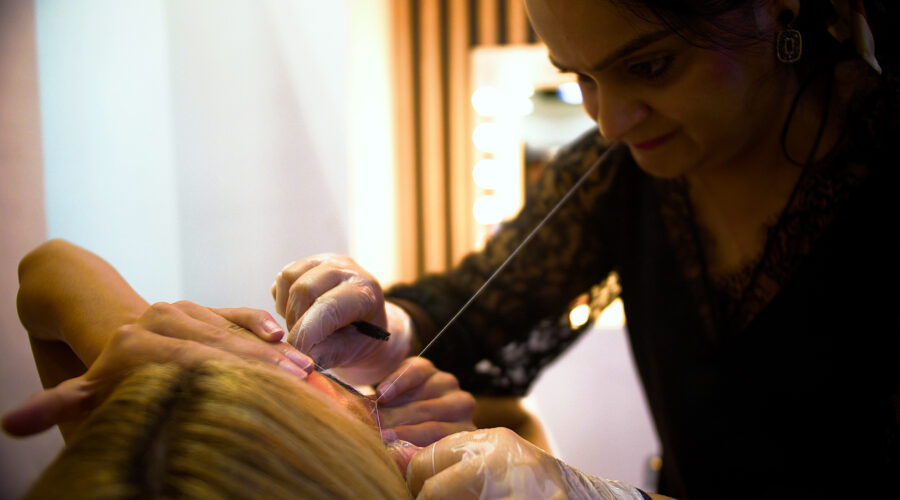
[5,239,474,445]
[25,360,410,499]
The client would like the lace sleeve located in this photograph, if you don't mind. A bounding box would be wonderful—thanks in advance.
[387,131,630,395]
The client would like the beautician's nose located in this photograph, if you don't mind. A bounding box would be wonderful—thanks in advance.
[582,80,649,142]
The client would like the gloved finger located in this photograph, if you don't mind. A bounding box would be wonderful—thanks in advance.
[273,257,324,319]
[212,307,285,342]
[384,439,422,479]
[413,457,490,500]
[305,326,380,371]
[141,302,313,375]
[289,280,380,353]
[407,428,520,496]
[379,371,462,407]
[285,262,363,332]
[407,431,488,498]
[379,391,476,428]
[1,377,93,436]
[375,357,436,403]
[387,421,477,447]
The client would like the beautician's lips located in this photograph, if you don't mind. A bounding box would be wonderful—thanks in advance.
[631,131,677,151]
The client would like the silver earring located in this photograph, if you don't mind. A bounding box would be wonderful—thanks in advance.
[776,10,802,63]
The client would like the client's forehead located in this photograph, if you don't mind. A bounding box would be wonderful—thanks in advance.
[306,371,378,428]
[318,371,366,398]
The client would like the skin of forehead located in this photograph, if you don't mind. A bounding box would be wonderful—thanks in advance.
[308,371,379,429]
[526,0,660,71]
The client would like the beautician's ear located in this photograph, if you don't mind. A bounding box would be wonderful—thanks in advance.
[764,0,800,28]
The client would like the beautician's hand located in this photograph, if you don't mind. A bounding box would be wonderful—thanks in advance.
[2,303,313,437]
[271,254,412,383]
[407,427,646,500]
[375,357,476,447]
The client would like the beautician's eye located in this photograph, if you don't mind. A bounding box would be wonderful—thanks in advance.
[628,55,674,80]
[575,72,596,87]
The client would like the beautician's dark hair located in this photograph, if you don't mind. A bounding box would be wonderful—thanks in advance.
[607,0,897,165]
[608,0,897,71]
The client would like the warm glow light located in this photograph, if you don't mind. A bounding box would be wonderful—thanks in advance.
[473,195,504,225]
[513,96,534,116]
[472,86,502,116]
[569,303,591,329]
[472,159,503,189]
[510,81,535,98]
[558,81,583,105]
[595,298,626,328]
[472,123,503,152]
[472,85,534,117]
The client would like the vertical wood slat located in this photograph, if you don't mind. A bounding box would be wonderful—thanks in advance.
[477,0,498,45]
[505,0,529,44]
[390,0,419,282]
[418,0,448,274]
[448,0,472,266]
[391,0,536,277]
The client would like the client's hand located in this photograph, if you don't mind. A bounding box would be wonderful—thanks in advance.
[375,357,475,447]
[407,428,646,500]
[271,254,412,383]
[2,303,312,437]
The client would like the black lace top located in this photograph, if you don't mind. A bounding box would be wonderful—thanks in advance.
[387,68,899,497]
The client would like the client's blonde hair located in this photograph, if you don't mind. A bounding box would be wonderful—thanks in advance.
[28,361,408,499]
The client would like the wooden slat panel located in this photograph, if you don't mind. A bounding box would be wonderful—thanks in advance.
[477,0,497,46]
[448,0,473,265]
[505,0,529,44]
[418,0,448,273]
[390,0,419,281]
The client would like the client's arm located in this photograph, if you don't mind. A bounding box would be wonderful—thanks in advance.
[7,239,314,439]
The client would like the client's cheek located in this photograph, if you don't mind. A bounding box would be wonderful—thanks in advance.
[385,439,422,478]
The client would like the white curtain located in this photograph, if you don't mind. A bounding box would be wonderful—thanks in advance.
[2,1,395,495]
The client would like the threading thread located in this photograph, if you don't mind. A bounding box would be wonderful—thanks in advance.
[373,142,622,406]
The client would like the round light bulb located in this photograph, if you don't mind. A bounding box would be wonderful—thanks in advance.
[473,195,504,225]
[472,123,503,153]
[569,303,591,329]
[471,86,501,116]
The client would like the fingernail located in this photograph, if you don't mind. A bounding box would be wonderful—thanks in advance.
[263,319,284,337]
[381,429,398,442]
[284,350,314,372]
[279,360,309,379]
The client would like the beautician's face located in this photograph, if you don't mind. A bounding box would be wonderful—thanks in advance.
[526,0,789,179]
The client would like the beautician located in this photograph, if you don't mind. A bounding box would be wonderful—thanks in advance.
[270,0,898,497]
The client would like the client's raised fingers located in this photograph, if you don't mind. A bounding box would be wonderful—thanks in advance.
[212,306,285,342]
[139,301,313,374]
[2,329,246,436]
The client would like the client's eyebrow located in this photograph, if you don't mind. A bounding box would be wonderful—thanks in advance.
[549,29,672,73]
[318,370,366,399]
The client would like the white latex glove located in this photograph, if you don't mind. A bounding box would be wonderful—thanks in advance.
[376,357,476,447]
[407,427,645,500]
[271,254,413,384]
